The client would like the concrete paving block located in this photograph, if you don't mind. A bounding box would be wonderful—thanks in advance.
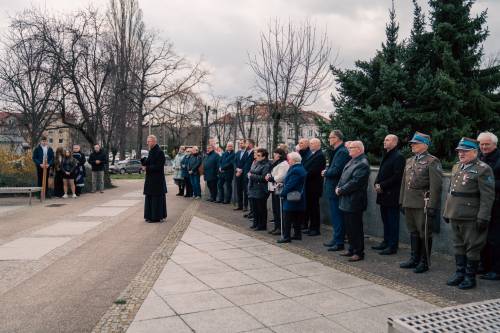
[99,199,141,207]
[163,290,233,314]
[339,284,411,306]
[0,206,22,215]
[309,272,373,290]
[154,274,210,296]
[209,248,254,260]
[212,232,251,241]
[377,299,438,317]
[327,306,390,333]
[293,290,370,315]
[192,241,236,253]
[0,237,71,260]
[127,316,192,333]
[265,277,330,297]
[133,292,175,321]
[78,207,129,217]
[181,306,263,333]
[245,329,274,333]
[170,242,201,256]
[271,317,353,333]
[243,244,289,256]
[170,252,213,264]
[122,191,143,198]
[221,256,277,271]
[262,253,311,266]
[242,266,300,283]
[180,259,235,276]
[242,298,320,327]
[196,270,257,289]
[226,238,268,248]
[284,261,339,277]
[181,233,222,245]
[217,283,285,306]
[33,221,101,236]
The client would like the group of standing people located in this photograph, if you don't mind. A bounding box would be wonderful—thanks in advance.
[32,136,108,198]
[171,128,499,290]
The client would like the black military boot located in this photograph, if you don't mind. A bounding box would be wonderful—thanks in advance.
[447,255,466,286]
[400,232,420,269]
[414,238,432,273]
[458,260,478,290]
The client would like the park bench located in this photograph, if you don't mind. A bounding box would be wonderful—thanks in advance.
[388,298,500,332]
[0,187,42,205]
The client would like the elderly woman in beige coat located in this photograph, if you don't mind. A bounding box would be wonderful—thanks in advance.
[266,148,290,235]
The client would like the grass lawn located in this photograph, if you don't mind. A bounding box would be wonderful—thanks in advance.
[110,173,145,180]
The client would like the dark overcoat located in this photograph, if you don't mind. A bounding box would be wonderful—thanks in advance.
[248,159,271,199]
[323,144,350,199]
[374,149,405,207]
[280,163,307,212]
[32,145,54,167]
[142,144,167,195]
[219,150,235,180]
[337,154,370,213]
[187,154,202,175]
[479,148,500,217]
[181,154,191,178]
[242,150,255,175]
[203,151,220,182]
[303,150,327,198]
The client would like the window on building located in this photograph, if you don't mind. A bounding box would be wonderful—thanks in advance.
[308,129,313,137]
[59,138,63,144]
[49,138,53,143]
[48,130,53,134]
[288,129,293,136]
[58,129,63,134]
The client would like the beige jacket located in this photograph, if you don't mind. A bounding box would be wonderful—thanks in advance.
[268,160,290,192]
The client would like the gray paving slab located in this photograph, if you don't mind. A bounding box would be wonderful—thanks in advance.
[293,290,370,315]
[192,241,237,253]
[209,248,255,260]
[170,242,201,255]
[133,291,175,321]
[308,271,373,290]
[33,221,101,236]
[242,298,320,327]
[153,273,210,296]
[163,290,233,314]
[284,261,340,276]
[220,256,276,271]
[212,232,251,241]
[271,317,353,333]
[196,270,257,289]
[339,283,412,306]
[242,244,289,256]
[181,306,263,333]
[242,266,300,283]
[226,238,268,248]
[170,252,213,264]
[327,306,390,333]
[78,207,129,217]
[265,277,330,297]
[217,283,285,306]
[0,206,22,215]
[99,199,141,207]
[127,316,192,333]
[262,252,311,266]
[121,191,143,198]
[180,259,235,276]
[0,237,72,260]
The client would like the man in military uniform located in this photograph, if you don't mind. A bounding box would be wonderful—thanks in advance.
[444,138,495,289]
[399,132,443,273]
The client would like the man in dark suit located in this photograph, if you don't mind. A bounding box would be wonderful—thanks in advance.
[303,138,327,236]
[32,136,54,197]
[217,142,235,204]
[322,130,350,251]
[203,144,221,202]
[373,134,405,255]
[336,140,371,262]
[242,139,255,215]
[234,139,247,210]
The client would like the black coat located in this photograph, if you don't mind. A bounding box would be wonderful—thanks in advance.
[187,154,202,175]
[89,150,107,171]
[480,148,500,216]
[324,144,350,199]
[248,159,271,199]
[219,150,235,180]
[32,145,54,167]
[337,154,370,213]
[303,150,327,198]
[203,151,220,182]
[374,149,405,207]
[242,149,255,175]
[141,144,167,195]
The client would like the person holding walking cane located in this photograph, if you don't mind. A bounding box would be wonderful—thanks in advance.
[266,148,289,235]
[32,136,54,199]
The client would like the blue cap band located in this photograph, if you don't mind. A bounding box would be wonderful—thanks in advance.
[412,134,431,145]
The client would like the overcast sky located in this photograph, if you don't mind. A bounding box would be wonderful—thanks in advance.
[0,0,499,113]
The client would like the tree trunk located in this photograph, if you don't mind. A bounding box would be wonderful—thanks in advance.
[136,111,144,159]
[271,112,281,150]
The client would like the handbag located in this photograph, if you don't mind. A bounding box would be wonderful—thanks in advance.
[286,191,301,202]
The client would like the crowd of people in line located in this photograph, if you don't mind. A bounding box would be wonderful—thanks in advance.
[32,136,109,198]
[172,130,500,290]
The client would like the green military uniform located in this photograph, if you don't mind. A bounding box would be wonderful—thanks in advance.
[399,132,443,273]
[445,137,495,290]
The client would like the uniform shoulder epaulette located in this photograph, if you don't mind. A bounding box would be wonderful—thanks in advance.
[476,160,487,168]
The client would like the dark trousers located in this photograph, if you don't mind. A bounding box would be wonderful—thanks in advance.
[271,192,282,230]
[235,175,245,209]
[184,176,192,197]
[207,180,218,201]
[283,211,304,240]
[176,179,185,195]
[481,214,500,272]
[344,211,364,256]
[253,197,268,229]
[306,194,321,232]
[328,196,345,245]
[218,176,233,203]
[243,175,250,210]
[380,205,400,250]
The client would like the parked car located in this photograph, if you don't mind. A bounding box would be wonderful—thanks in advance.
[109,159,143,174]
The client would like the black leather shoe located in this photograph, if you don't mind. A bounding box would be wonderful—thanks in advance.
[339,251,354,257]
[371,242,388,251]
[307,230,321,236]
[414,262,429,274]
[223,201,230,204]
[175,193,183,196]
[215,201,223,203]
[249,224,257,229]
[379,248,397,255]
[480,272,500,280]
[256,227,267,231]
[327,244,345,252]
[271,229,281,235]
[277,238,291,244]
[242,208,248,212]
[323,240,335,247]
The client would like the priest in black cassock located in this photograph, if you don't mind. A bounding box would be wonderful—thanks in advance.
[141,135,167,222]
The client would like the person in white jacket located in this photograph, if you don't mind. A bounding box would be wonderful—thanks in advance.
[265,148,290,235]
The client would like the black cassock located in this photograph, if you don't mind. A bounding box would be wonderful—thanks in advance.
[142,144,167,222]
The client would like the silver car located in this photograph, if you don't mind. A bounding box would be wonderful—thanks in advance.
[111,159,143,174]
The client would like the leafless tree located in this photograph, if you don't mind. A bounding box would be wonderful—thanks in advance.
[248,19,334,147]
[209,96,234,148]
[0,9,62,147]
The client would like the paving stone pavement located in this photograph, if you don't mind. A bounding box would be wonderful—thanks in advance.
[126,216,439,333]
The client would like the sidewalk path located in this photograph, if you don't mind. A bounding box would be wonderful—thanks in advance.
[127,216,438,333]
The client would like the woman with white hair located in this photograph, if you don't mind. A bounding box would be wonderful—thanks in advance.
[277,152,307,243]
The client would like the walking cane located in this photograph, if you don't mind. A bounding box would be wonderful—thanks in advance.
[423,191,431,267]
[279,195,284,239]
[41,155,48,202]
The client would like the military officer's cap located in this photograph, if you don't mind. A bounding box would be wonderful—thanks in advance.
[409,132,431,145]
[455,137,479,151]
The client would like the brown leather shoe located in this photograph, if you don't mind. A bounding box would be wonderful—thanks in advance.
[348,254,364,262]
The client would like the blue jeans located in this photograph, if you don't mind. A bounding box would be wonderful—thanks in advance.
[190,175,201,197]
[380,206,400,250]
[217,176,233,203]
[328,196,345,246]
